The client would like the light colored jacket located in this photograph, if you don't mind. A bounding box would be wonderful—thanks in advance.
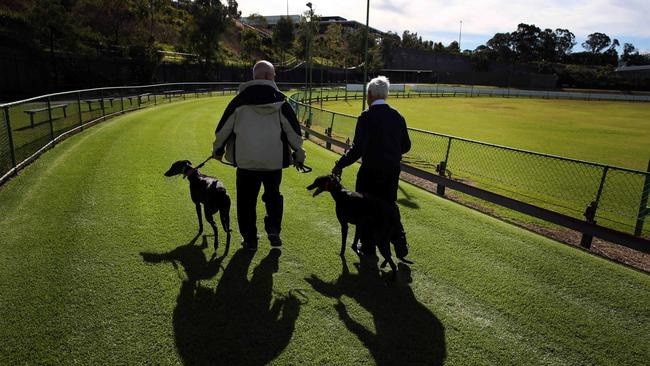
[213,79,305,171]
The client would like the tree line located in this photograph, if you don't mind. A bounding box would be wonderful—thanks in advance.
[1,1,648,87]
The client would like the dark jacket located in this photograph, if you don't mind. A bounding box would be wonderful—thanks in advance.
[212,79,305,170]
[336,103,411,170]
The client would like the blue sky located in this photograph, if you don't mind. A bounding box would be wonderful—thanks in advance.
[236,0,650,54]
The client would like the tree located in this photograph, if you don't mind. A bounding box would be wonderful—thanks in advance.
[446,41,460,54]
[554,28,575,61]
[240,27,260,62]
[538,28,557,62]
[272,16,294,65]
[433,42,445,53]
[486,32,514,62]
[379,31,400,65]
[511,23,542,62]
[246,13,267,28]
[401,30,419,49]
[322,23,346,67]
[226,0,241,19]
[582,32,611,53]
[187,0,227,75]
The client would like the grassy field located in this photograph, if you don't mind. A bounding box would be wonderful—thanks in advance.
[0,97,648,365]
[322,97,650,171]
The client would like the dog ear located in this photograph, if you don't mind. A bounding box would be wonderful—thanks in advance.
[306,182,324,197]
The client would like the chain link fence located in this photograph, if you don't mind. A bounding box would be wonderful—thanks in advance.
[0,82,274,185]
[289,90,650,238]
[2,84,648,239]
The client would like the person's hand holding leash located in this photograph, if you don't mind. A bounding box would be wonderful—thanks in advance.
[331,161,343,178]
[292,151,311,173]
[212,148,223,162]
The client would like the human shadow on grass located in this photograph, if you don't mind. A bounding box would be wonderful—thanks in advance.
[142,243,300,365]
[306,257,446,366]
[398,184,420,209]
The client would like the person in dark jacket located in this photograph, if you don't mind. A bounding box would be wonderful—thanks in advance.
[213,60,306,251]
[332,76,411,258]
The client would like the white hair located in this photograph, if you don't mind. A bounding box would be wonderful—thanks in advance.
[366,76,390,99]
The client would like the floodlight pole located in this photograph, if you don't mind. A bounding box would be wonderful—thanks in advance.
[306,2,314,104]
[459,20,463,51]
[361,0,370,111]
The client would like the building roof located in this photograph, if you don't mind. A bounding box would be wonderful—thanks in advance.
[615,65,650,72]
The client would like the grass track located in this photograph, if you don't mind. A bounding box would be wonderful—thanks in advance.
[0,97,648,365]
[323,97,650,171]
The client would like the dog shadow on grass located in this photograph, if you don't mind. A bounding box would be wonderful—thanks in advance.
[142,242,300,365]
[306,257,446,365]
[140,234,227,284]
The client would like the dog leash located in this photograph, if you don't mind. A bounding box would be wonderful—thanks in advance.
[203,154,312,173]
[194,156,213,170]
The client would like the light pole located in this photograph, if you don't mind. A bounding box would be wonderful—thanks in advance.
[306,2,314,104]
[459,20,463,51]
[361,0,370,111]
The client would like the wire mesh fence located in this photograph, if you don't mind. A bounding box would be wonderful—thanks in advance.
[0,83,245,184]
[2,84,648,239]
[289,91,650,238]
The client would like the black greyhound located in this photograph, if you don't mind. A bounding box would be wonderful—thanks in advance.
[164,160,231,248]
[307,174,399,279]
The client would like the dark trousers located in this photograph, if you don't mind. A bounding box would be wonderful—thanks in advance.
[236,169,283,242]
[356,165,408,257]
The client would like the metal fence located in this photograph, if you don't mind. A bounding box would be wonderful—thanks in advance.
[1,83,648,240]
[288,91,650,239]
[0,82,308,186]
[0,82,256,185]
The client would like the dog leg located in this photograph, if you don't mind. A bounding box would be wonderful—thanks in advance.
[195,203,204,234]
[351,228,361,255]
[220,195,232,233]
[378,239,398,281]
[340,222,348,256]
[205,211,219,250]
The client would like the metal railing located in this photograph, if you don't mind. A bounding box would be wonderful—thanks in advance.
[1,83,648,245]
[0,82,274,185]
[288,90,650,242]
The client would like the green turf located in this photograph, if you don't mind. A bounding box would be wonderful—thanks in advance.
[0,97,648,365]
[322,97,650,171]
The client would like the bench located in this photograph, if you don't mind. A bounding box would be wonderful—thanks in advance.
[195,88,211,97]
[163,89,185,100]
[24,104,68,127]
[82,98,114,111]
[124,93,152,106]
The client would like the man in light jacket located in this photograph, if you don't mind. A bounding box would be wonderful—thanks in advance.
[213,60,306,251]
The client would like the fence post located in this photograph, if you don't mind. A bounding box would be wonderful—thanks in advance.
[304,106,312,139]
[581,166,609,248]
[77,92,83,130]
[100,89,106,117]
[46,97,54,141]
[436,137,453,196]
[326,114,335,150]
[3,106,16,170]
[120,88,125,113]
[634,159,650,236]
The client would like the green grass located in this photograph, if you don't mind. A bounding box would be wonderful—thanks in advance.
[1,97,649,365]
[323,97,650,171]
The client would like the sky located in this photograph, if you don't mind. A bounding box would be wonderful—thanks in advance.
[235,0,650,54]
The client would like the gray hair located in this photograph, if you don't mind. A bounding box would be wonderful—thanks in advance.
[366,76,390,99]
